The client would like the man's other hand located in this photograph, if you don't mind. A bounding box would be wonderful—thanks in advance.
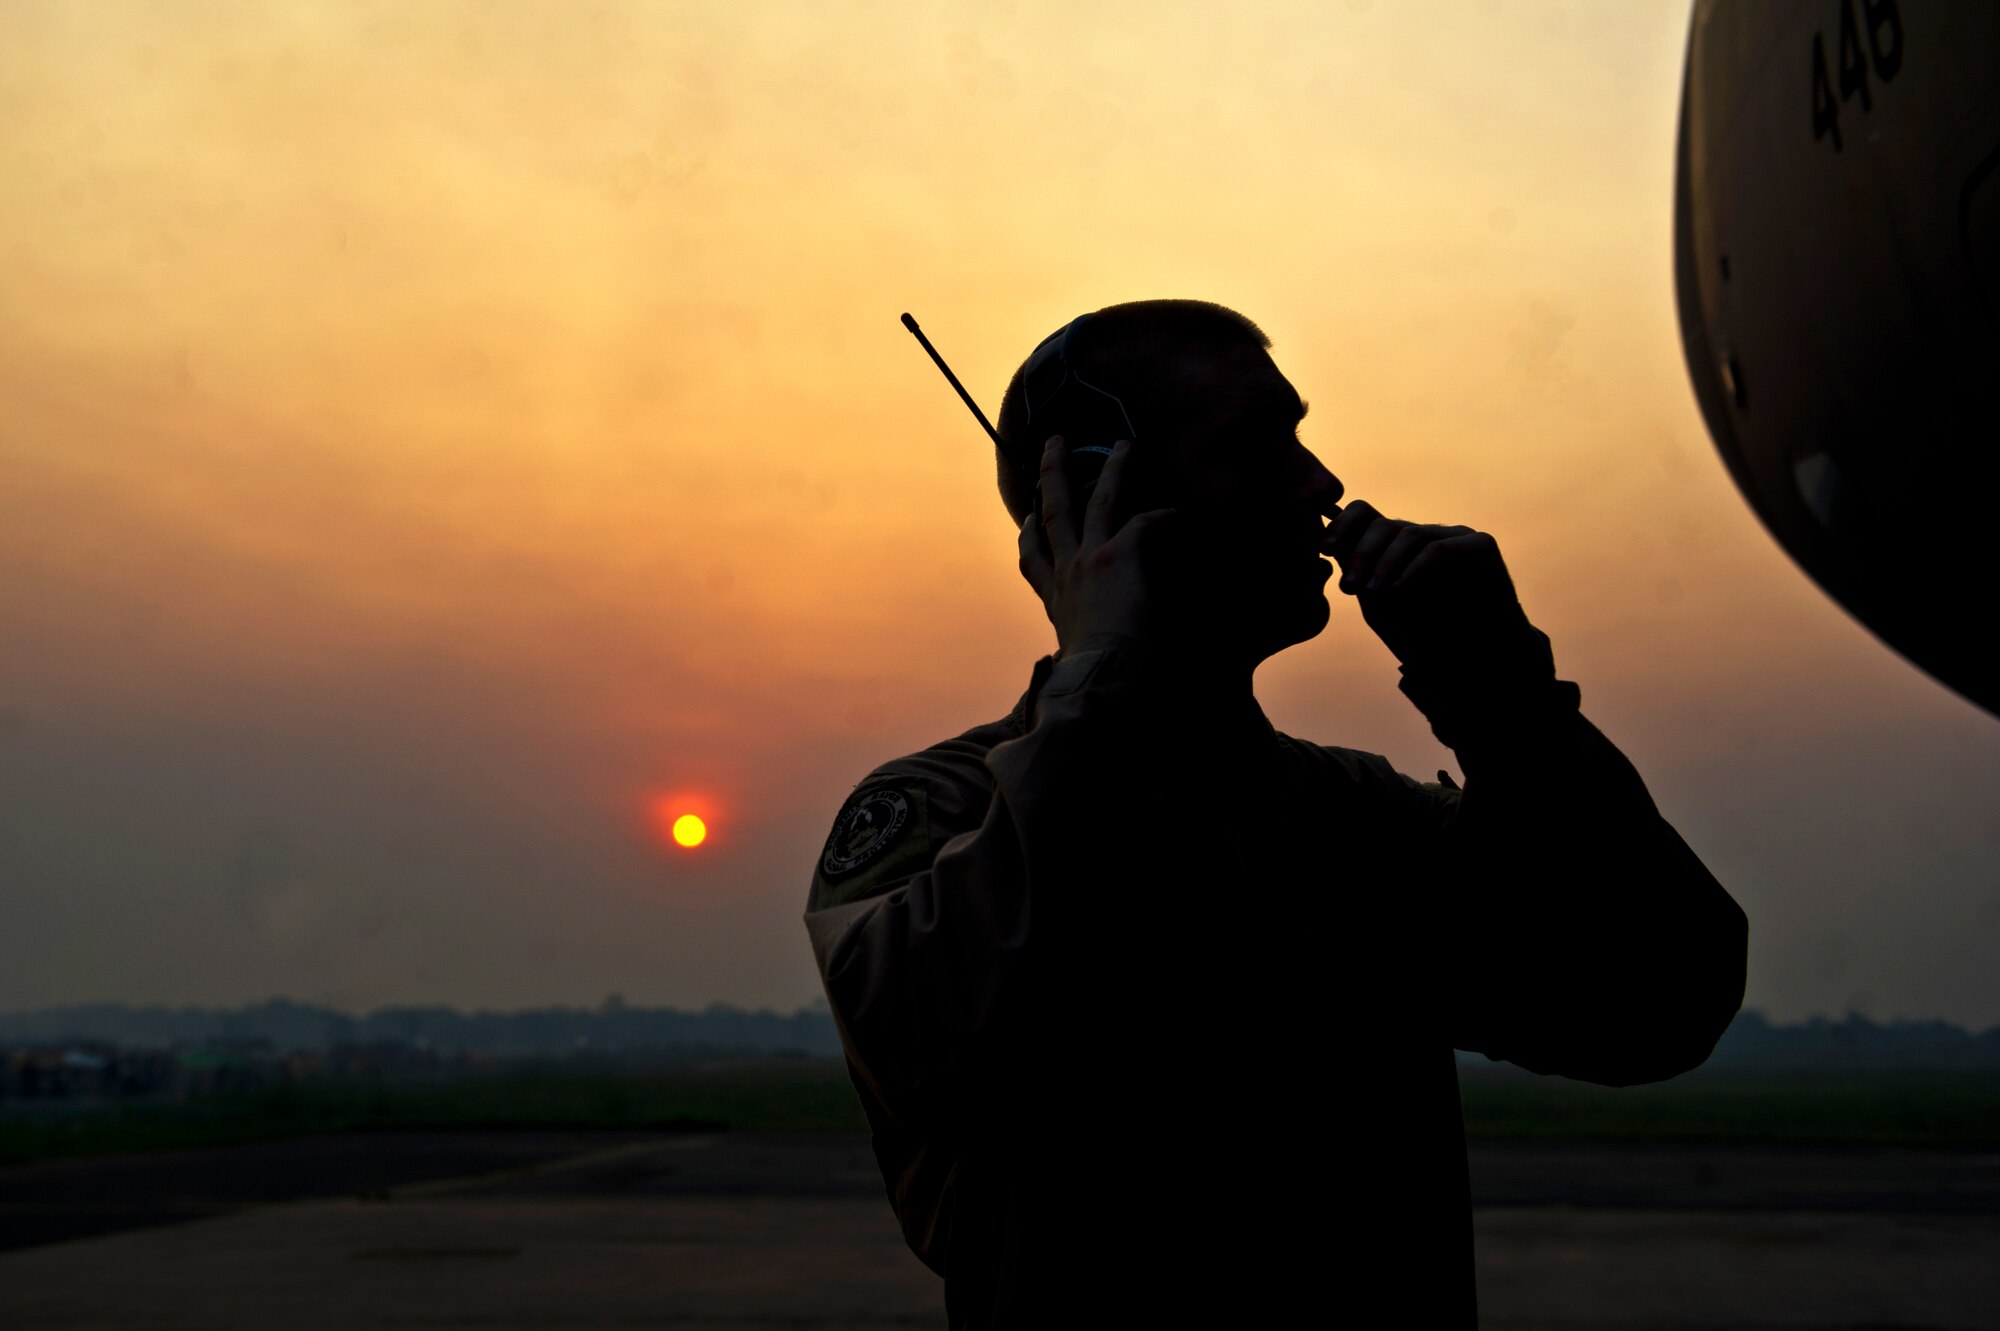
[1320,501,1528,669]
[1018,435,1185,659]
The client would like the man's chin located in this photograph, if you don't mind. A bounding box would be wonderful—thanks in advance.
[1288,596,1333,648]
[1248,594,1332,663]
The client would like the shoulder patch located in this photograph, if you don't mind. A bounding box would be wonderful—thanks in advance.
[812,776,931,909]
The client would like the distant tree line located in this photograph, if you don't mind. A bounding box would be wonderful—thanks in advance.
[1455,1008,2000,1071]
[1701,1009,2000,1070]
[0,996,844,1058]
[2,1000,1996,1069]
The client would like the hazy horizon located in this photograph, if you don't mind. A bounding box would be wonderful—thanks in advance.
[4,2,1998,1026]
[0,995,1989,1032]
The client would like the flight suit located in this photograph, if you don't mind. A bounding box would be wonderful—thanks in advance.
[804,622,1747,1327]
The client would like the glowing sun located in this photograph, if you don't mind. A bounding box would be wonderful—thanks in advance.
[671,813,708,848]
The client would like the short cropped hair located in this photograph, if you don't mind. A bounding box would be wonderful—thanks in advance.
[993,299,1271,526]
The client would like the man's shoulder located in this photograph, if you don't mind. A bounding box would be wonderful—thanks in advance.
[1272,731,1461,807]
[839,712,1019,821]
[807,713,1019,913]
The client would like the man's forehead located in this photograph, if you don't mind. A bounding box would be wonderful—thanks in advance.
[1170,344,1307,423]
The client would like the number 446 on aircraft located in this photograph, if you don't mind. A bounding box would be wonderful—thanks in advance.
[1812,0,1903,152]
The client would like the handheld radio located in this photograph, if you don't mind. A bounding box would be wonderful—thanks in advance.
[901,312,1139,537]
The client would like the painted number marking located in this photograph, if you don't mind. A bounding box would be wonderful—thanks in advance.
[1812,0,1904,152]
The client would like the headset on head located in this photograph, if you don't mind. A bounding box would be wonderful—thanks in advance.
[898,311,1138,524]
[1018,313,1140,488]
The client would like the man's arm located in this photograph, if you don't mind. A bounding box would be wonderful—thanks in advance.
[1324,503,1748,1087]
[808,428,1247,1131]
[805,644,1259,1273]
[804,433,1240,1255]
[1404,633,1747,1086]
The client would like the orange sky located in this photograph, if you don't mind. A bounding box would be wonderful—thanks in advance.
[3,1,1997,1024]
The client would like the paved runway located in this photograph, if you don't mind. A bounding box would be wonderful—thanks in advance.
[0,1134,1993,1328]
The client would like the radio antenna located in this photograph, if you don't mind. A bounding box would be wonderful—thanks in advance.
[901,313,1003,449]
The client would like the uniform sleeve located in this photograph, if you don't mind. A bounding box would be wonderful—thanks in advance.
[804,644,1264,1140]
[1396,622,1748,1087]
[804,647,1240,1103]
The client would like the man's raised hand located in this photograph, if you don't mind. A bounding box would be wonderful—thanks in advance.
[1320,500,1526,669]
[1018,435,1183,659]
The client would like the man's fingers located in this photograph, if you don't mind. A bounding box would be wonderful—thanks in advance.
[1321,499,1381,565]
[1338,513,1406,593]
[1117,506,1181,554]
[1365,525,1437,593]
[1388,530,1496,591]
[1324,506,1486,592]
[1080,438,1132,547]
[1366,523,1473,591]
[1017,511,1053,602]
[1037,435,1078,565]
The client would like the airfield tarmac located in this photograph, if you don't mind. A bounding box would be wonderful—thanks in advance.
[0,1133,1993,1329]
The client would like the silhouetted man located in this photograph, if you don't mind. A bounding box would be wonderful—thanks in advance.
[804,300,1747,1327]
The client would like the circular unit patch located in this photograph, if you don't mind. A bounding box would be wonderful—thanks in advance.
[822,786,911,879]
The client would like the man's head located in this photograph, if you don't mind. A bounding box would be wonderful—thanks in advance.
[995,299,1345,667]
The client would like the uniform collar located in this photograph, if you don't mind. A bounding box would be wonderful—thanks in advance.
[1002,651,1286,754]
[1003,654,1060,734]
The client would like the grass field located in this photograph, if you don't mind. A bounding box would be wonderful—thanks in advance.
[1456,1064,2000,1148]
[0,1061,863,1168]
[3,1059,1997,1168]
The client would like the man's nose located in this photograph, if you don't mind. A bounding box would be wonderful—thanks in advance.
[1296,446,1343,512]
